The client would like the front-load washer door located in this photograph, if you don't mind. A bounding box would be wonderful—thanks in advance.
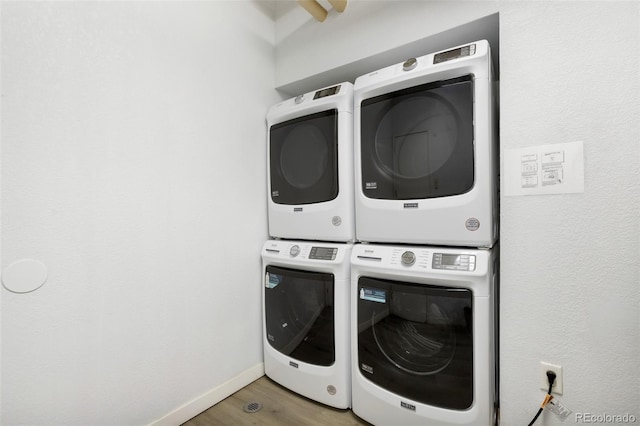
[270,110,338,205]
[265,265,335,366]
[360,76,473,200]
[356,276,473,410]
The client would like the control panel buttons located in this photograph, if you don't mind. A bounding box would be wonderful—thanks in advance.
[309,246,337,261]
[289,245,300,257]
[401,251,416,266]
[432,253,476,271]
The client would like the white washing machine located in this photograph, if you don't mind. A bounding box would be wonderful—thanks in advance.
[267,82,354,242]
[262,239,352,409]
[354,40,497,248]
[351,243,498,426]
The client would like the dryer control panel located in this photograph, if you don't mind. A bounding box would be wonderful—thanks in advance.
[313,84,341,100]
[433,43,477,64]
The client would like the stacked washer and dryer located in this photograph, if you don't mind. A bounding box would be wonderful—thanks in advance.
[261,40,499,425]
[261,82,355,409]
[350,40,499,426]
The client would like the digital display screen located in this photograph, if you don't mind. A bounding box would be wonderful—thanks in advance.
[309,246,337,260]
[433,44,475,64]
[313,85,340,100]
[440,254,461,266]
[313,247,334,257]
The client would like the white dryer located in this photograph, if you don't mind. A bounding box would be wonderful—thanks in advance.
[351,243,498,426]
[267,83,354,242]
[354,41,497,248]
[262,239,352,409]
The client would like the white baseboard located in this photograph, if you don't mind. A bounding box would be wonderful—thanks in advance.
[149,363,265,426]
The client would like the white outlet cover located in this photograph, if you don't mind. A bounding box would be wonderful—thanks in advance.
[540,361,563,395]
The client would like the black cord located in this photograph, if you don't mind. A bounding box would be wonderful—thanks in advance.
[527,371,556,426]
[527,407,544,426]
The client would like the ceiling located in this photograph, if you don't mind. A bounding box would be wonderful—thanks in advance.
[253,0,297,21]
[254,0,345,21]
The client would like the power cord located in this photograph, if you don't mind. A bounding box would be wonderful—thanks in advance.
[527,370,557,426]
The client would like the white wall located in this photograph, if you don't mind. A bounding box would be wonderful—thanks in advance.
[1,1,277,424]
[3,1,638,425]
[499,3,639,424]
[275,1,639,425]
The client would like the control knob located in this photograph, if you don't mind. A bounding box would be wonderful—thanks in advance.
[401,251,416,266]
[403,58,417,71]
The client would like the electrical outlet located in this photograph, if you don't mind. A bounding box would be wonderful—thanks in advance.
[540,362,563,395]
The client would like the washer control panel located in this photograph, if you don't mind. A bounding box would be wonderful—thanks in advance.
[432,253,476,271]
[309,246,337,261]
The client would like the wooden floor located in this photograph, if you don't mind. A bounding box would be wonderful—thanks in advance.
[182,376,371,426]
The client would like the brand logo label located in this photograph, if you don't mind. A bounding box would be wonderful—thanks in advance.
[365,182,377,190]
[294,207,303,212]
[401,401,416,411]
[289,361,299,368]
[403,203,419,209]
[465,217,480,231]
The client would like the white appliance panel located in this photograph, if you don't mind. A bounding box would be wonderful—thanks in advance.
[267,83,355,242]
[262,240,352,409]
[351,243,497,425]
[354,41,497,247]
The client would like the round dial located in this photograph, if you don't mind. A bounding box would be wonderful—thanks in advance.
[403,57,417,71]
[289,245,301,257]
[401,251,416,266]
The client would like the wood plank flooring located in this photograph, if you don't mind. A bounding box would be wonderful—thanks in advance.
[182,376,371,426]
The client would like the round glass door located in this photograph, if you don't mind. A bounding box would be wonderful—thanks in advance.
[357,276,473,409]
[360,76,475,200]
[265,265,335,366]
[270,110,338,205]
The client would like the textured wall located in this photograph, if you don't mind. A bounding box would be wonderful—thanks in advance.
[499,2,639,424]
[1,2,277,424]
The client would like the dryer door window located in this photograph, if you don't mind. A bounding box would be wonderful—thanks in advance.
[270,110,339,205]
[357,276,473,409]
[265,265,335,366]
[360,75,474,200]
